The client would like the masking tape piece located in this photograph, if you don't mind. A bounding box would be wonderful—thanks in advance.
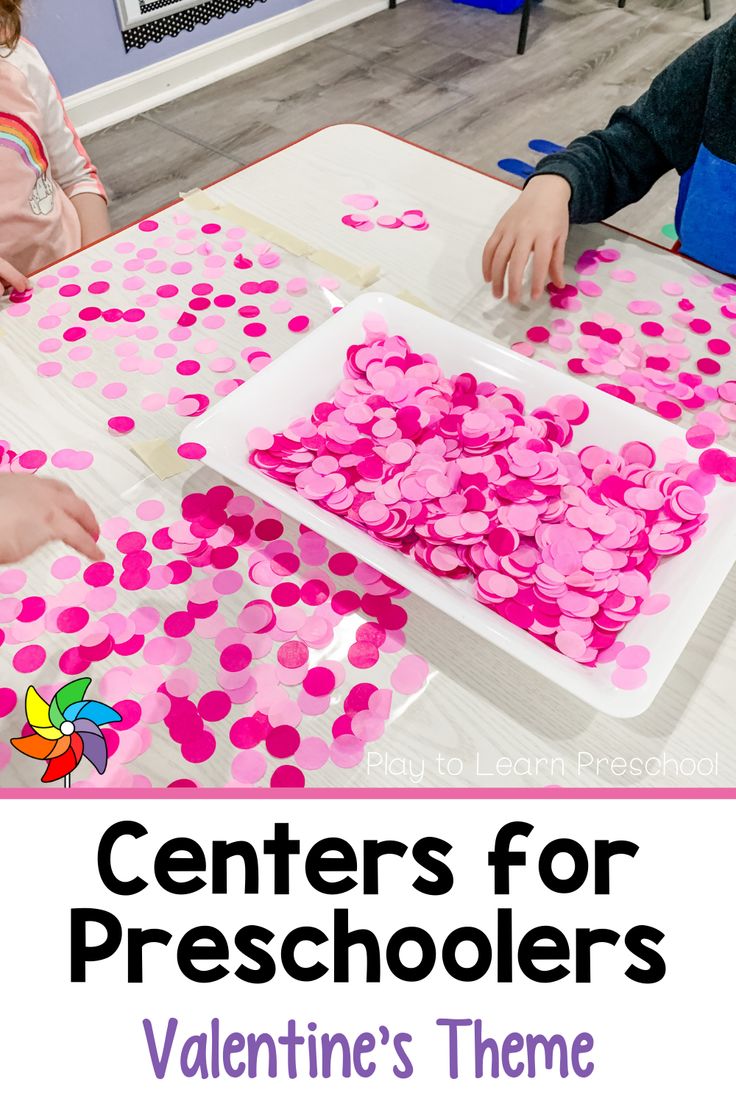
[130,439,191,480]
[213,204,313,257]
[182,195,382,286]
[182,189,220,211]
[183,195,312,256]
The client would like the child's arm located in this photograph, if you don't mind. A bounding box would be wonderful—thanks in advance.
[0,473,103,564]
[484,18,728,302]
[530,26,715,225]
[25,46,110,244]
[70,193,111,249]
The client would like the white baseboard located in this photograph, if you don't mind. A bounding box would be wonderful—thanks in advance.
[67,0,406,137]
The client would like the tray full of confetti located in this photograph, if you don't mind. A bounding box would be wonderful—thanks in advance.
[184,293,736,717]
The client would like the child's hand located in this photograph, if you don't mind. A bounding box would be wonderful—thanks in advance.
[0,473,104,564]
[482,175,571,305]
[0,258,29,297]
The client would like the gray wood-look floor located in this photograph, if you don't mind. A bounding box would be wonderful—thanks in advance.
[85,0,728,241]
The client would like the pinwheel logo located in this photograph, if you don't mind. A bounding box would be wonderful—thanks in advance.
[12,677,121,786]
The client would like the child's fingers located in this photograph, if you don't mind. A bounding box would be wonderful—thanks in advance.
[56,513,104,562]
[482,230,501,283]
[550,237,566,288]
[490,236,514,299]
[530,238,554,300]
[60,489,101,542]
[0,261,29,293]
[507,238,533,305]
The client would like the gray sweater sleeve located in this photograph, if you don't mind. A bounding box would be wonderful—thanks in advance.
[528,21,725,224]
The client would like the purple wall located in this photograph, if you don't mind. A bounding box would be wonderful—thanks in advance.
[23,0,311,96]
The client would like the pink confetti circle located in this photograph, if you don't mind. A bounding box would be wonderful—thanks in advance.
[616,645,651,669]
[102,382,127,399]
[295,736,330,770]
[136,499,165,521]
[0,569,26,593]
[342,193,379,210]
[51,555,81,580]
[612,666,648,690]
[232,749,267,783]
[390,655,430,695]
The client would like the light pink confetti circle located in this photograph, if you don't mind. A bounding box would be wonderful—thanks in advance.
[390,654,430,695]
[0,569,27,593]
[342,193,379,210]
[232,749,267,783]
[51,555,81,580]
[136,499,165,521]
[616,645,651,669]
[612,666,648,690]
[295,736,330,770]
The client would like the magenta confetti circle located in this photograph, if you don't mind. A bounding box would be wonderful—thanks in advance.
[220,643,253,672]
[270,765,305,788]
[18,596,46,622]
[108,416,135,435]
[231,714,270,750]
[303,666,337,697]
[347,642,379,669]
[266,725,300,759]
[164,611,194,638]
[276,640,309,669]
[57,606,90,633]
[13,644,46,673]
[0,688,18,718]
[178,442,206,460]
[198,690,231,722]
[84,561,114,587]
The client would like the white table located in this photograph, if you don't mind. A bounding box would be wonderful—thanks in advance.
[1,124,734,789]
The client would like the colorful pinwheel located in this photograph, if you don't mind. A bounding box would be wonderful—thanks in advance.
[12,678,121,785]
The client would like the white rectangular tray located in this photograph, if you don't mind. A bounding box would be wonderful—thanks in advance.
[183,292,736,717]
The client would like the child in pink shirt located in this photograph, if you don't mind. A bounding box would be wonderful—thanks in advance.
[0,1,104,563]
[0,0,110,294]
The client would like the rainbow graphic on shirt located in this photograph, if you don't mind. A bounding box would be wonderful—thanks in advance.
[0,113,48,177]
[0,112,54,216]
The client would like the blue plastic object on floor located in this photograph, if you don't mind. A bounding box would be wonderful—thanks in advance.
[497,138,567,183]
[497,158,535,179]
[528,138,565,155]
[453,0,526,13]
